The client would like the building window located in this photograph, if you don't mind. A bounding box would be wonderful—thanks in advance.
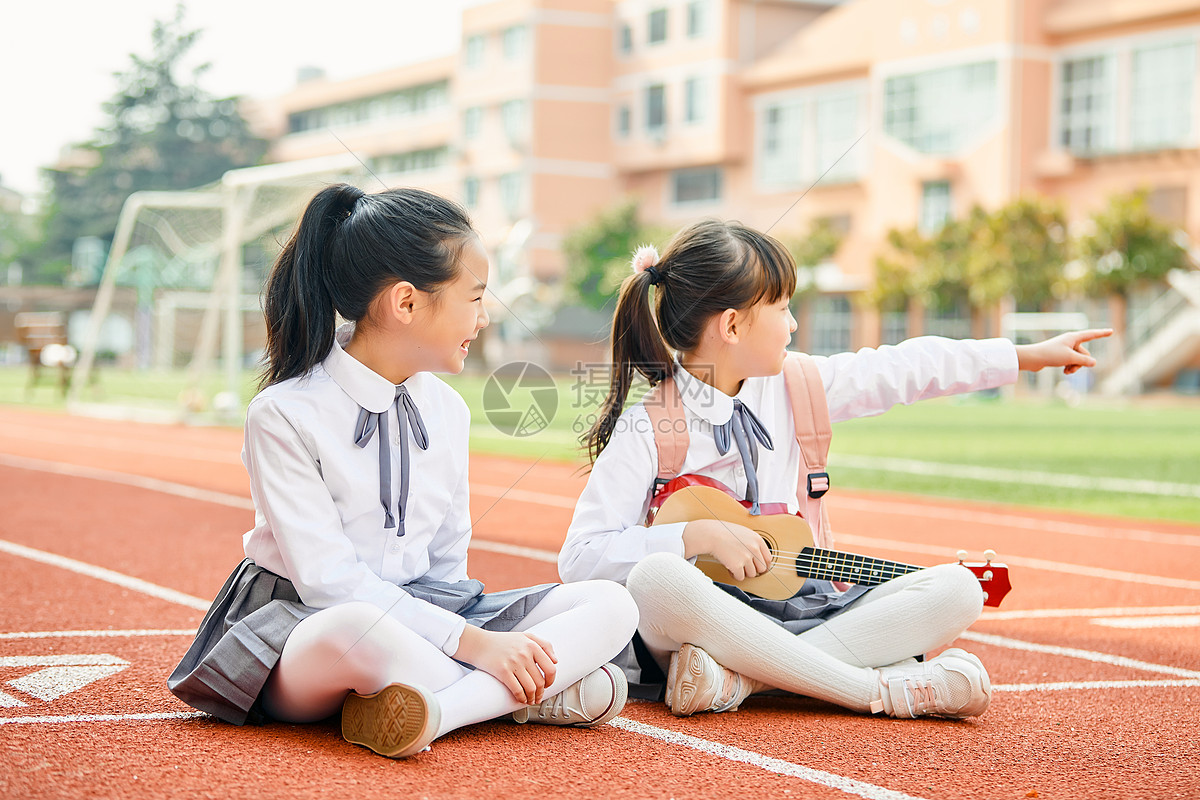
[285,80,450,134]
[1059,55,1115,154]
[501,99,528,143]
[687,1,709,38]
[618,23,633,55]
[616,104,631,138]
[646,84,667,132]
[464,176,480,209]
[809,295,852,356]
[684,77,708,124]
[671,167,722,205]
[1131,41,1195,150]
[371,146,450,176]
[463,106,483,140]
[502,25,528,60]
[648,8,668,45]
[919,181,953,234]
[757,84,865,188]
[465,34,485,68]
[884,61,997,154]
[499,172,524,217]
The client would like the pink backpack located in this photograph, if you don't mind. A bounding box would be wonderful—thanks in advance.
[642,352,834,548]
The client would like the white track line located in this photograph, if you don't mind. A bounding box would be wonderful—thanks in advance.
[0,711,207,725]
[994,679,1200,692]
[959,632,1200,678]
[470,539,559,563]
[1090,615,1200,629]
[0,454,253,510]
[831,454,1200,499]
[0,630,196,640]
[981,604,1200,621]
[0,423,240,465]
[6,453,1198,548]
[833,497,1200,548]
[609,717,930,800]
[0,538,210,612]
[835,533,1200,591]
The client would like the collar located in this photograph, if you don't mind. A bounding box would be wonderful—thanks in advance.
[671,358,755,426]
[323,323,405,413]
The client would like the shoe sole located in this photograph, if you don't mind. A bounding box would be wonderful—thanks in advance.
[668,643,715,717]
[342,683,440,758]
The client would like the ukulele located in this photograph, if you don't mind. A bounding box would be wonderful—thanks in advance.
[649,482,1011,607]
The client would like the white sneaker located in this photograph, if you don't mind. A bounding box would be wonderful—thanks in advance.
[873,648,991,719]
[341,683,440,758]
[512,663,627,727]
[665,643,759,717]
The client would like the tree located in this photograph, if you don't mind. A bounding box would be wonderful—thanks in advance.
[784,217,843,296]
[1071,190,1190,357]
[963,197,1071,312]
[872,198,1073,336]
[28,4,267,283]
[562,199,669,311]
[1073,190,1189,299]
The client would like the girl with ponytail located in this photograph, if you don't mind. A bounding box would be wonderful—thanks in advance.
[170,184,637,758]
[562,218,1109,721]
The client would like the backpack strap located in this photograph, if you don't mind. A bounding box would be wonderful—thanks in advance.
[643,376,689,494]
[782,352,834,548]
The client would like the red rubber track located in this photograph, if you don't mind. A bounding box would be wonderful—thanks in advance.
[0,406,1197,800]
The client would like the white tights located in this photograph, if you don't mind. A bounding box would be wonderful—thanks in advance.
[626,553,983,713]
[262,580,637,738]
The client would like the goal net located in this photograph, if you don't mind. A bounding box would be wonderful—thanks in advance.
[68,154,366,421]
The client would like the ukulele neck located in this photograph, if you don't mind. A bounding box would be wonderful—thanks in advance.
[796,547,920,586]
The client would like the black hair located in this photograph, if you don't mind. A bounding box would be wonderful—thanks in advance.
[261,184,475,388]
[584,219,797,461]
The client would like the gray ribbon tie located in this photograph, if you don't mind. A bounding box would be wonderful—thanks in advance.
[714,399,773,515]
[354,385,429,535]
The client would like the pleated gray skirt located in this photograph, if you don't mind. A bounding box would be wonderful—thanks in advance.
[167,559,555,725]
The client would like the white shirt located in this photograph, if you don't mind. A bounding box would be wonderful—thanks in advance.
[559,336,1019,585]
[242,327,472,654]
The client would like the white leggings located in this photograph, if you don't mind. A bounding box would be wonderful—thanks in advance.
[262,580,637,738]
[626,553,983,713]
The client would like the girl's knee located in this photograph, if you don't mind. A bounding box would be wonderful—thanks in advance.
[931,563,985,622]
[301,601,397,656]
[583,579,640,637]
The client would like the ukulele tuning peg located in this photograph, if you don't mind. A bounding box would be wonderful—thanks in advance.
[983,549,996,564]
[956,550,968,564]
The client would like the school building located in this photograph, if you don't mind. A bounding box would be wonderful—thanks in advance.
[246,0,1200,390]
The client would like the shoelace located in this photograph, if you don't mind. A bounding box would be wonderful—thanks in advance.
[904,679,939,716]
[711,673,747,713]
[540,692,567,720]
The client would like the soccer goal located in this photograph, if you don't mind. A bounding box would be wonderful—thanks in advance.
[68,154,366,420]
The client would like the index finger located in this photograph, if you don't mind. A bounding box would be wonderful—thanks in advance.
[1071,328,1113,344]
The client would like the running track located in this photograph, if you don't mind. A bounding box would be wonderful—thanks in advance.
[0,406,1197,799]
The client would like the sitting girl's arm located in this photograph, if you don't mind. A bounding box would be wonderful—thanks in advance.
[813,336,1020,423]
[561,406,772,584]
[243,397,466,655]
[559,406,687,584]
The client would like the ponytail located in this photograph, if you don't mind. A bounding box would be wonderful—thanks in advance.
[262,184,363,388]
[260,183,474,389]
[582,219,799,462]
[584,266,673,462]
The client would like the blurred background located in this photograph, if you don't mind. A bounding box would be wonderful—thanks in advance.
[2,0,1199,421]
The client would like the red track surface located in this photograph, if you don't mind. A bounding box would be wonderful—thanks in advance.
[1,405,1197,799]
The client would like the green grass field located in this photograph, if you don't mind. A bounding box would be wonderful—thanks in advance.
[3,365,1197,525]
